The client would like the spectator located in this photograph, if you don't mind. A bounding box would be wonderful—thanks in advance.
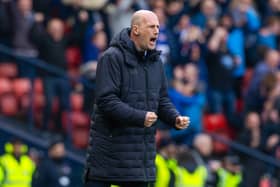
[165,0,187,29]
[176,147,208,187]
[154,139,178,187]
[81,28,108,113]
[0,1,12,47]
[1,0,39,77]
[261,0,280,19]
[262,108,280,157]
[9,0,38,58]
[246,49,280,112]
[105,0,140,37]
[29,11,88,132]
[229,0,260,32]
[32,140,73,187]
[216,155,242,187]
[191,0,219,29]
[193,133,221,187]
[206,27,236,123]
[169,64,206,145]
[220,13,245,98]
[0,138,35,187]
[153,7,178,79]
[237,112,265,187]
[257,16,280,49]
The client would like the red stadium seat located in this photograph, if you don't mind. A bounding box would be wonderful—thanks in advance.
[71,111,90,129]
[62,111,90,132]
[0,78,12,95]
[0,63,18,78]
[19,94,31,110]
[34,79,43,94]
[72,129,89,149]
[12,78,31,98]
[70,93,83,111]
[203,114,232,154]
[33,93,45,110]
[203,113,228,132]
[0,94,18,116]
[65,47,82,69]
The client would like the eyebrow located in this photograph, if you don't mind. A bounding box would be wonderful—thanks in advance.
[147,24,159,28]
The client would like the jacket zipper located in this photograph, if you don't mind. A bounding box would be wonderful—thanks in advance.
[143,64,149,181]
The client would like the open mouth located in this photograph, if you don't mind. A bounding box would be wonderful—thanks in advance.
[150,37,157,44]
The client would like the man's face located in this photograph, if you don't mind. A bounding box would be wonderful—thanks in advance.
[13,143,23,156]
[137,14,159,50]
[47,19,64,42]
[50,143,66,159]
[17,0,32,13]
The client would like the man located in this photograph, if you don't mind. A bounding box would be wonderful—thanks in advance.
[84,10,190,187]
[0,138,35,187]
[32,140,72,187]
[30,11,88,132]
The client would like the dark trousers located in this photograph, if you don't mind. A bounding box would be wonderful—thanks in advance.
[42,76,70,131]
[85,180,154,187]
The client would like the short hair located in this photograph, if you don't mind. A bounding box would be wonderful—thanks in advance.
[48,138,64,151]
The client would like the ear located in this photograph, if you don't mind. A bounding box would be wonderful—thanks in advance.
[133,24,139,36]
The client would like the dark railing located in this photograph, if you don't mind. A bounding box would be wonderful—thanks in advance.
[212,134,280,168]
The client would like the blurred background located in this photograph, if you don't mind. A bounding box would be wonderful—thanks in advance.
[0,0,280,186]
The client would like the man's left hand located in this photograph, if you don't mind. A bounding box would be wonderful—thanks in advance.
[175,116,190,130]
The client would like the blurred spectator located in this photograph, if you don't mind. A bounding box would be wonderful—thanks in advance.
[1,0,39,77]
[262,0,280,19]
[216,155,242,187]
[81,28,107,113]
[9,0,38,58]
[206,27,236,123]
[257,16,280,49]
[220,13,246,98]
[153,8,172,65]
[0,138,35,187]
[237,112,265,187]
[229,0,260,32]
[32,140,72,187]
[154,139,178,187]
[191,0,220,29]
[193,133,220,187]
[229,0,261,68]
[246,49,280,112]
[29,11,88,132]
[165,0,187,29]
[105,0,140,37]
[169,64,206,145]
[176,147,208,187]
[0,1,12,47]
[262,107,280,172]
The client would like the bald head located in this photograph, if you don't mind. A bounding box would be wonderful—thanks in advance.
[131,10,158,27]
[130,10,159,51]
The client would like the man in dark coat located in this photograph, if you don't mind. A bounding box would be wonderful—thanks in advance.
[84,10,190,187]
[32,140,72,187]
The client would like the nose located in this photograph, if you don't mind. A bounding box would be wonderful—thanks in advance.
[154,27,159,36]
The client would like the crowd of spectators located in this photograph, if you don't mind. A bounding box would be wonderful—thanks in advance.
[0,0,280,186]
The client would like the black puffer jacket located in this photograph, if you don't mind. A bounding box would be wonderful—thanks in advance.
[84,28,179,182]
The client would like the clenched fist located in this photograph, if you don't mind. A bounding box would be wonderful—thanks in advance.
[175,116,190,129]
[144,112,158,127]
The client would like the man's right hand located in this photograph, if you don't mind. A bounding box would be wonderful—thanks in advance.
[144,112,158,127]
